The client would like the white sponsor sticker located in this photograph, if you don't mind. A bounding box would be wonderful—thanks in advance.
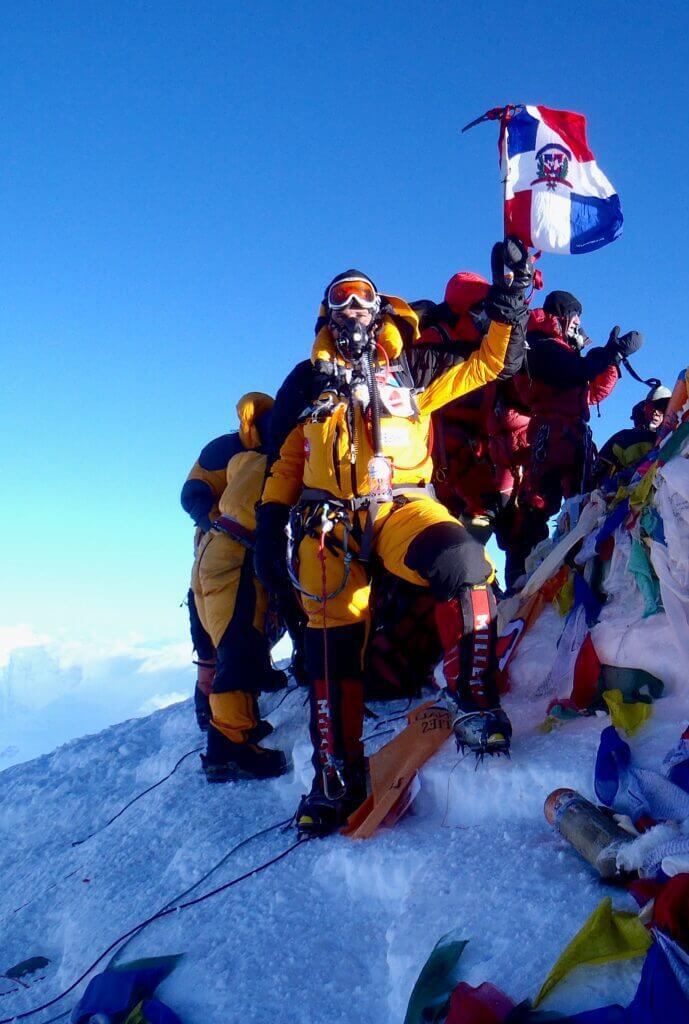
[378,384,415,417]
[381,425,411,448]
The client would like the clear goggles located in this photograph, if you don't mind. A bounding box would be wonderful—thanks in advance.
[327,277,378,310]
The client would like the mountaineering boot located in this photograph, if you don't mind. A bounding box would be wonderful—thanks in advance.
[193,658,216,732]
[296,767,367,837]
[202,725,288,782]
[247,694,274,744]
[202,691,288,782]
[247,719,274,743]
[453,706,512,760]
[297,676,367,836]
[436,587,512,759]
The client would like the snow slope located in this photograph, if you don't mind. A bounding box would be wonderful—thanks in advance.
[3,675,688,1024]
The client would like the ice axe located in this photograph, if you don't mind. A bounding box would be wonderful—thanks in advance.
[464,106,544,294]
[461,104,524,134]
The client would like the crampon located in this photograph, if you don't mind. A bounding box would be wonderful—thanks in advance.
[453,708,512,765]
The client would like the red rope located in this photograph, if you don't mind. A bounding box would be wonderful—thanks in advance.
[319,529,330,684]
[317,525,338,789]
[374,341,391,383]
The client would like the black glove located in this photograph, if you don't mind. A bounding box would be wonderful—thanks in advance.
[490,235,533,294]
[485,236,532,325]
[254,501,291,592]
[195,515,213,534]
[605,326,644,361]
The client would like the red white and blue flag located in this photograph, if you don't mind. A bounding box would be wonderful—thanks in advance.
[500,105,623,255]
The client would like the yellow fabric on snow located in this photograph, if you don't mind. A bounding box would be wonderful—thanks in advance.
[533,896,652,1008]
[611,440,654,470]
[602,688,653,736]
[554,574,575,617]
[343,702,452,839]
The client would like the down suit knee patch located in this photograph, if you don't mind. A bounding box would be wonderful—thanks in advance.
[404,521,491,601]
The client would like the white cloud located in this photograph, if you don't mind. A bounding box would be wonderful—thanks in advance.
[0,633,195,770]
[0,625,51,668]
[138,691,189,714]
[137,643,190,675]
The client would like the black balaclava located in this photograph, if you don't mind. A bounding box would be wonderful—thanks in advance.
[543,290,584,347]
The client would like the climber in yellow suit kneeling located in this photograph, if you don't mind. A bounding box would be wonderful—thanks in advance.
[255,239,532,835]
[191,392,289,782]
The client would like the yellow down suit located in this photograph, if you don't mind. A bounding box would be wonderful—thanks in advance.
[190,392,281,744]
[260,289,526,786]
[263,303,522,632]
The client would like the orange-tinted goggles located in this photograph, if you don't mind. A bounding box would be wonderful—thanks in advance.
[327,278,378,310]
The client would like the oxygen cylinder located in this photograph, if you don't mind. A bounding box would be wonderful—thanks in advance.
[544,788,635,880]
[367,455,393,502]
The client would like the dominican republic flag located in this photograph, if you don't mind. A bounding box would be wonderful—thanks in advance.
[501,105,623,255]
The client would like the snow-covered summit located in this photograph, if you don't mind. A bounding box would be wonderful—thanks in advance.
[2,670,687,1022]
[5,440,689,1022]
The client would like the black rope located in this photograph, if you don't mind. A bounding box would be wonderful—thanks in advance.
[72,748,203,846]
[362,727,395,744]
[361,705,414,742]
[0,833,310,1024]
[108,816,292,967]
[11,869,81,917]
[10,747,205,925]
[263,684,299,716]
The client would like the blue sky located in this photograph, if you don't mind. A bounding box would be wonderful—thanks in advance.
[2,0,688,651]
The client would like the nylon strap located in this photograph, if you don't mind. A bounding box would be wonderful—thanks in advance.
[621,359,660,388]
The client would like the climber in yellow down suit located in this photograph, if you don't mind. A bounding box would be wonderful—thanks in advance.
[253,238,532,834]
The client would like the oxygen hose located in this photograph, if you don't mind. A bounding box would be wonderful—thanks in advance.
[363,343,385,458]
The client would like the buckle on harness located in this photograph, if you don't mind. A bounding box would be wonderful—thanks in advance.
[286,500,353,603]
